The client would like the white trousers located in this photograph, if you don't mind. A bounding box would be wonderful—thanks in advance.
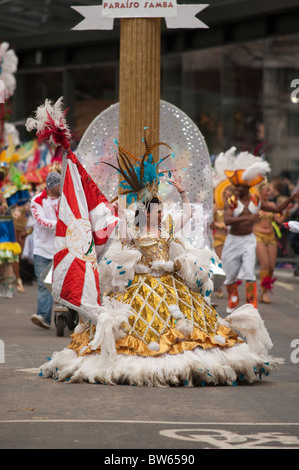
[221,233,256,285]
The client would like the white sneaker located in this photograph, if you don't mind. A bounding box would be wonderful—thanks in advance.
[31,314,50,329]
[5,287,14,299]
[0,285,7,297]
[0,285,14,298]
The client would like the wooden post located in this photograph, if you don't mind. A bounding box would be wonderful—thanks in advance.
[119,18,161,161]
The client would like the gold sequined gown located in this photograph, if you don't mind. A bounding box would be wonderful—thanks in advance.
[69,234,240,357]
[41,234,282,386]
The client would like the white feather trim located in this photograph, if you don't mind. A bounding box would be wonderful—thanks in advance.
[168,239,185,259]
[170,242,220,295]
[212,147,271,186]
[226,304,273,355]
[175,318,193,337]
[40,342,283,386]
[89,297,132,355]
[135,263,151,274]
[242,161,271,182]
[98,239,177,292]
[212,147,237,186]
[98,240,141,293]
[150,259,174,274]
[3,123,20,147]
[0,42,18,99]
[168,304,184,319]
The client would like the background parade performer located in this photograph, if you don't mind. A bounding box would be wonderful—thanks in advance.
[253,182,293,303]
[0,162,22,298]
[220,149,299,313]
[212,148,236,298]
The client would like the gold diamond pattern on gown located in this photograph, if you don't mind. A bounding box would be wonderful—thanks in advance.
[113,272,218,345]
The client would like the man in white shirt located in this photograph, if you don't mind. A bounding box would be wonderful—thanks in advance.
[30,172,61,329]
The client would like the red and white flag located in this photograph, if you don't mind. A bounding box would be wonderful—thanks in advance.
[52,149,118,323]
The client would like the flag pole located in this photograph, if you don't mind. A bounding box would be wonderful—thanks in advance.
[119,18,161,163]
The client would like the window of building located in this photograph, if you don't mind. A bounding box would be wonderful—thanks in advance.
[162,33,299,181]
[71,65,117,139]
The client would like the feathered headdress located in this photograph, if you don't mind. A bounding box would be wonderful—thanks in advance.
[212,147,271,208]
[213,146,270,187]
[223,148,270,187]
[25,97,72,176]
[0,42,18,100]
[25,97,71,152]
[103,128,174,206]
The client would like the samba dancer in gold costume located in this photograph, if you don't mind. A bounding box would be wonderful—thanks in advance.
[38,130,284,386]
[253,182,294,304]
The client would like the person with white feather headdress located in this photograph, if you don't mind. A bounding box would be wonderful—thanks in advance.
[218,148,299,314]
[25,98,286,387]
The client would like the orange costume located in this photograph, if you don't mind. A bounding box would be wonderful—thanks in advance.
[213,148,271,314]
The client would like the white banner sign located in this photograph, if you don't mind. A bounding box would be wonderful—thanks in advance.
[72,3,209,30]
[102,0,177,18]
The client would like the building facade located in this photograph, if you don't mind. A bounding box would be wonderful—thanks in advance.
[2,0,299,181]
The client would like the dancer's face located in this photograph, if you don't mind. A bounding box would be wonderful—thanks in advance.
[234,185,249,198]
[260,184,271,200]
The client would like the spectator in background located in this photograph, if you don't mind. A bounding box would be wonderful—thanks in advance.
[280,170,294,197]
[269,176,284,203]
[269,176,292,257]
[30,172,61,329]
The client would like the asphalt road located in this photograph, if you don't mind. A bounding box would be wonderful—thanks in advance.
[1,269,299,452]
